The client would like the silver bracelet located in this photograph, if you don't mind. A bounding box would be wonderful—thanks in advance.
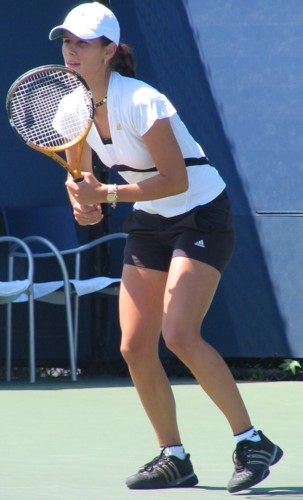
[106,184,118,208]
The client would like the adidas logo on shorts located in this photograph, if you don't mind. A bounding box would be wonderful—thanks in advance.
[194,240,205,248]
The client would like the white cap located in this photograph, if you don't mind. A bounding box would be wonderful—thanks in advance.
[49,2,120,45]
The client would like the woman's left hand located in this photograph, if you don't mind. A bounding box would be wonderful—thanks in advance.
[65,172,105,205]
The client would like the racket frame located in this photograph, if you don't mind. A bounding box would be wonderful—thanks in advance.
[6,65,95,181]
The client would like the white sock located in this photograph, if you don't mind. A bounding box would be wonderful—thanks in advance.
[161,445,186,460]
[234,427,261,444]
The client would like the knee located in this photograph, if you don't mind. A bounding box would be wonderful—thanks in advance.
[162,326,195,359]
[162,318,206,361]
[120,333,155,367]
[120,339,139,366]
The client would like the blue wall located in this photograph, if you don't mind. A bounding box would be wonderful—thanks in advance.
[1,0,76,208]
[182,0,303,356]
[1,0,303,360]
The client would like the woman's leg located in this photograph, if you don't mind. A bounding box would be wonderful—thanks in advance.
[121,257,282,492]
[162,256,252,435]
[119,263,182,447]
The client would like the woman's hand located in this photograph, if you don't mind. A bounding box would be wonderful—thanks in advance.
[73,201,104,226]
[66,172,106,206]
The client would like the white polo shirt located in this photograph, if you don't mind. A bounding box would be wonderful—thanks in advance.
[55,71,226,217]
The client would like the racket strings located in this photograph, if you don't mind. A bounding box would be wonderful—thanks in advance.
[9,69,93,150]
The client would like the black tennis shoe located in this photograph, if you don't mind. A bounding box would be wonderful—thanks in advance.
[126,450,199,489]
[227,431,283,493]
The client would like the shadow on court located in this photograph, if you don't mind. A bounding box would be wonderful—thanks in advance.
[202,486,303,497]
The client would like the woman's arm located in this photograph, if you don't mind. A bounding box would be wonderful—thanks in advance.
[65,118,188,206]
[66,141,104,225]
[65,141,93,203]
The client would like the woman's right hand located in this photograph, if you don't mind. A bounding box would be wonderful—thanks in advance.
[73,201,104,226]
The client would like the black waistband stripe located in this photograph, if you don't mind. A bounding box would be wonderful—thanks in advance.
[110,157,210,173]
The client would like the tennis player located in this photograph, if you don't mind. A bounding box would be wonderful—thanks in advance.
[49,2,283,493]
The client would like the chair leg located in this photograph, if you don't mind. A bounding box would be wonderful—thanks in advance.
[28,294,35,383]
[67,311,77,382]
[6,303,12,382]
[63,288,77,382]
[73,294,80,366]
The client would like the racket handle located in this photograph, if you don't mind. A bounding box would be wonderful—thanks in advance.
[73,176,93,207]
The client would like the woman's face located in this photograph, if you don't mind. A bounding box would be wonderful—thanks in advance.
[62,32,106,80]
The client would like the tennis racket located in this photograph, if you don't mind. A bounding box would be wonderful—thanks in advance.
[6,64,94,182]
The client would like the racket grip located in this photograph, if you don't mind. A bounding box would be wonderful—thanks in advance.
[73,176,93,207]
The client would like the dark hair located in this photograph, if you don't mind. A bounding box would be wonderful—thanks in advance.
[101,37,136,78]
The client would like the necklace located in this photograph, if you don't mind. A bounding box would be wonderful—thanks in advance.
[94,96,107,109]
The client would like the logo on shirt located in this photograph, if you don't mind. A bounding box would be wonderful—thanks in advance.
[117,123,123,130]
[194,240,205,248]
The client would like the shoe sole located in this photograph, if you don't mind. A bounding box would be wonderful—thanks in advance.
[127,472,199,489]
[228,444,284,494]
[169,473,199,488]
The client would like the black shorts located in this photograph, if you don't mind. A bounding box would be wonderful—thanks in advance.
[123,189,235,274]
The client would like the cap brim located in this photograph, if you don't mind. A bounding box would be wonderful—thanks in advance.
[49,26,66,40]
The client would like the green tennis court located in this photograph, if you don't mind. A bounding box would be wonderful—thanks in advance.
[0,378,301,499]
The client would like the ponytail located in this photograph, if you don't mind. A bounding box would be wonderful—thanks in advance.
[111,43,136,78]
[101,37,136,78]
